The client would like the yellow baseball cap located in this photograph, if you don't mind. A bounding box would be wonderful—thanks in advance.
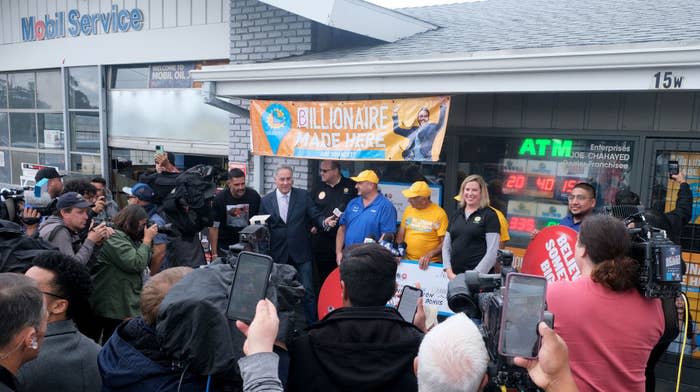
[351,169,379,184]
[402,181,431,198]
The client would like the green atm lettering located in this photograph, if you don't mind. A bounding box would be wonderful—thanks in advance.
[518,138,572,157]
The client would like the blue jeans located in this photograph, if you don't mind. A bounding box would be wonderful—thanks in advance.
[294,261,318,324]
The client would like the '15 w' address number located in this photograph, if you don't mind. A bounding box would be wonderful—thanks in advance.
[652,71,684,89]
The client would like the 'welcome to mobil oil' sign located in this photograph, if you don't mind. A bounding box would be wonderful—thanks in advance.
[21,5,144,42]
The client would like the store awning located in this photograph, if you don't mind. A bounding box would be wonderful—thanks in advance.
[191,41,700,99]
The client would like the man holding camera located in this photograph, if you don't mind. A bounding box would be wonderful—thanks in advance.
[123,183,169,274]
[38,192,113,266]
[209,168,261,258]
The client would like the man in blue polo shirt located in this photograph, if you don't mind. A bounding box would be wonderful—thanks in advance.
[335,170,397,264]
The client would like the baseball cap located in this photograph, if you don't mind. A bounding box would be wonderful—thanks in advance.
[122,183,155,202]
[402,181,431,198]
[351,170,379,184]
[35,167,63,182]
[56,192,92,210]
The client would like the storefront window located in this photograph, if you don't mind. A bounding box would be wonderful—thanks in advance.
[70,112,99,153]
[0,74,7,108]
[0,151,9,183]
[9,113,37,148]
[11,151,37,183]
[457,135,634,248]
[68,67,99,109]
[36,70,63,109]
[111,65,149,89]
[38,113,65,149]
[39,153,66,171]
[71,154,101,175]
[0,113,8,146]
[8,72,35,109]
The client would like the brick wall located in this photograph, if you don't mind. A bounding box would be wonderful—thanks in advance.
[228,0,314,193]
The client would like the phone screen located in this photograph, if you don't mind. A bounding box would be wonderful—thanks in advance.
[155,145,164,154]
[397,286,422,322]
[498,273,547,358]
[668,160,679,177]
[226,252,273,323]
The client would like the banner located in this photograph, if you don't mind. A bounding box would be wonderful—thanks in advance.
[250,96,451,161]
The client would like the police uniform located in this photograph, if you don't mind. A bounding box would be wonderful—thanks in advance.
[311,176,357,291]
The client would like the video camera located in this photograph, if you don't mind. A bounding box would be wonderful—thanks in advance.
[447,250,552,391]
[1,187,26,221]
[228,224,270,256]
[603,205,683,298]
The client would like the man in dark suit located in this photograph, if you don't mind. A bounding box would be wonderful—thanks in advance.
[260,166,337,323]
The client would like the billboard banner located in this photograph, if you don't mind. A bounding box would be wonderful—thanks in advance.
[250,96,451,161]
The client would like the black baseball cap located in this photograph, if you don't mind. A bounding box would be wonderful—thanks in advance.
[35,167,63,182]
[56,192,93,210]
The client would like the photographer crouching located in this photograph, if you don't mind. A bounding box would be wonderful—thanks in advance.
[546,215,664,391]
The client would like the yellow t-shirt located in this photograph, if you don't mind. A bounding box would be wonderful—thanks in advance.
[400,203,449,261]
[490,206,510,243]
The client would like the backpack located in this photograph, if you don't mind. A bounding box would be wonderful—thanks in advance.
[139,171,180,205]
[0,220,59,273]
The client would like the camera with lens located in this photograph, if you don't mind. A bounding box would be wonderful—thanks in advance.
[1,187,26,221]
[228,224,270,257]
[604,205,683,298]
[147,220,177,236]
[447,250,551,391]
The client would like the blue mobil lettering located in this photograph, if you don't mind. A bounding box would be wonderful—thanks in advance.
[21,5,143,42]
[21,12,66,41]
[68,5,143,37]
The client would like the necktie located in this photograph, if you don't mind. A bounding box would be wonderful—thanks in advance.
[280,193,289,223]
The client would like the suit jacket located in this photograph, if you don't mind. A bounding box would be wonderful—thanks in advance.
[260,188,325,265]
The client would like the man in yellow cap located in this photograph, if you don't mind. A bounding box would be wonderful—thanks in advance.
[396,181,448,270]
[335,170,397,265]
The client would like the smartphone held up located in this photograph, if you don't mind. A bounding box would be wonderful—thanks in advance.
[226,251,274,323]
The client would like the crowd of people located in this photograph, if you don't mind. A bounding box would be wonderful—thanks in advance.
[0,153,694,392]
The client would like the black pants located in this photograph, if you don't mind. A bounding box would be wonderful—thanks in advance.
[312,234,337,295]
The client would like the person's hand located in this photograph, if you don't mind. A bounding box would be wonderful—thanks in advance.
[439,96,449,106]
[530,228,540,238]
[236,299,279,356]
[154,152,168,165]
[514,322,576,391]
[411,285,427,332]
[143,224,158,244]
[446,270,457,280]
[20,207,41,226]
[87,222,114,243]
[671,173,686,183]
[418,255,431,270]
[92,196,106,213]
[310,226,318,234]
[323,215,338,229]
[393,105,400,116]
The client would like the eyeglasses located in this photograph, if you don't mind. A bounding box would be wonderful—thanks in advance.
[41,291,66,299]
[567,194,591,202]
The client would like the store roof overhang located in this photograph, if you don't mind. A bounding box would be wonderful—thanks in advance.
[257,0,437,42]
[190,41,700,99]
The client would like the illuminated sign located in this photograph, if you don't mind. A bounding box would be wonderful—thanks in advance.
[518,138,572,158]
[21,5,143,42]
